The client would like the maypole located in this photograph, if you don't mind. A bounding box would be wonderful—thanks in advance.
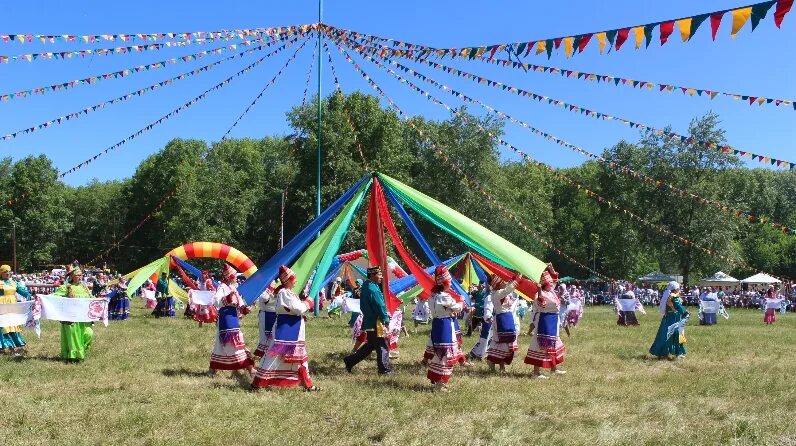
[316,0,323,219]
[314,0,324,316]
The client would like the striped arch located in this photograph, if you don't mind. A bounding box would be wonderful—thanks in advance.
[166,241,258,278]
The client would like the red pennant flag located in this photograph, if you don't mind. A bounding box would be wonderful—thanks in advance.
[615,28,630,50]
[577,33,592,52]
[554,37,563,49]
[659,21,675,44]
[710,12,725,40]
[775,0,794,27]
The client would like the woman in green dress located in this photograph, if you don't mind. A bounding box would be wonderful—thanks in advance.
[53,267,94,362]
[649,281,688,359]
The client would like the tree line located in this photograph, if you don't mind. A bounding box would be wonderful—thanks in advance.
[2,92,794,283]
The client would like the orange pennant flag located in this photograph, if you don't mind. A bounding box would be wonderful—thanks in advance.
[596,32,607,53]
[535,40,546,55]
[563,36,574,58]
[677,18,692,42]
[731,7,753,37]
[632,26,644,49]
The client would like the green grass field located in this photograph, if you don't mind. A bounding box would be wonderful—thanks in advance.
[2,304,795,446]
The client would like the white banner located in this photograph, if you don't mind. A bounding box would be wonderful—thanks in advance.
[189,290,215,306]
[39,295,108,326]
[141,289,156,302]
[343,296,360,314]
[617,299,637,312]
[0,301,35,327]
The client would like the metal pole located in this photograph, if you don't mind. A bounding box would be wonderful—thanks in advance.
[316,0,323,218]
[11,222,17,272]
[280,190,286,249]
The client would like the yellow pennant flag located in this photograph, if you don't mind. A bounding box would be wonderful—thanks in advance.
[563,36,574,58]
[632,26,644,49]
[535,40,546,55]
[677,18,692,42]
[731,7,752,38]
[596,32,607,54]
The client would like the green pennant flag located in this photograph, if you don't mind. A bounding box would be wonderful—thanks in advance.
[515,42,527,56]
[545,39,554,58]
[644,23,656,47]
[307,180,371,298]
[291,179,372,295]
[378,173,546,281]
[606,29,618,47]
[690,13,710,39]
[751,1,775,30]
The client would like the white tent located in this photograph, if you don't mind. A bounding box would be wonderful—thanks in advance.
[699,271,739,287]
[741,272,781,285]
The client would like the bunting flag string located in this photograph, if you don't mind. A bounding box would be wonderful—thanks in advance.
[84,39,311,264]
[480,56,794,110]
[300,38,318,106]
[330,39,612,280]
[0,24,314,64]
[1,37,300,142]
[220,38,310,140]
[336,39,794,110]
[339,36,795,170]
[0,24,315,45]
[1,34,293,102]
[322,40,370,170]
[353,47,774,275]
[371,54,796,236]
[324,0,793,59]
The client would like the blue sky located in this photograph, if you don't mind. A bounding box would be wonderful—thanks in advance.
[1,0,793,186]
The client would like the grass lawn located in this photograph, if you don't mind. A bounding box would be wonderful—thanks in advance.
[2,304,795,446]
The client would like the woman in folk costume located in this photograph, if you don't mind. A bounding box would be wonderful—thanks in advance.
[251,265,319,391]
[763,287,786,325]
[192,270,218,327]
[208,265,254,377]
[412,295,431,333]
[53,266,94,362]
[0,264,32,356]
[485,273,522,373]
[152,274,175,318]
[649,281,688,359]
[107,275,130,321]
[468,285,494,361]
[698,287,720,326]
[615,289,646,326]
[524,264,566,378]
[425,265,465,392]
[349,279,368,352]
[564,285,584,328]
[253,283,277,358]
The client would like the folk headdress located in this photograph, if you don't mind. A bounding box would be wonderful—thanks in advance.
[367,265,381,276]
[489,273,505,289]
[540,271,555,288]
[434,264,451,286]
[223,264,237,282]
[278,265,296,284]
[659,281,681,315]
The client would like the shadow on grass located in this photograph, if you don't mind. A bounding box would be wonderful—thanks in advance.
[161,367,209,378]
[25,354,73,363]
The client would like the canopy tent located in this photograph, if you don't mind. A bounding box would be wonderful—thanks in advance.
[637,271,675,282]
[559,276,577,283]
[238,173,549,314]
[699,271,739,287]
[741,272,782,285]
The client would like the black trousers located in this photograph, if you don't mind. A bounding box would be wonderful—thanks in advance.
[344,330,392,374]
[467,316,484,336]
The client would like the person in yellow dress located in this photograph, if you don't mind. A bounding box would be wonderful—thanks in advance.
[53,266,94,362]
[1,264,33,357]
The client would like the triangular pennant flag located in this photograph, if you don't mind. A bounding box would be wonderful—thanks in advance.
[643,23,656,47]
[563,36,574,58]
[710,11,726,40]
[775,0,794,27]
[578,33,592,52]
[690,14,710,39]
[731,7,753,36]
[632,26,644,49]
[660,21,675,44]
[615,28,629,50]
[751,1,775,30]
[596,32,607,53]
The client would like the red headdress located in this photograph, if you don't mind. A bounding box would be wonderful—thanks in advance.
[434,265,451,286]
[279,265,296,284]
[540,271,555,287]
[223,264,237,281]
[489,274,505,289]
